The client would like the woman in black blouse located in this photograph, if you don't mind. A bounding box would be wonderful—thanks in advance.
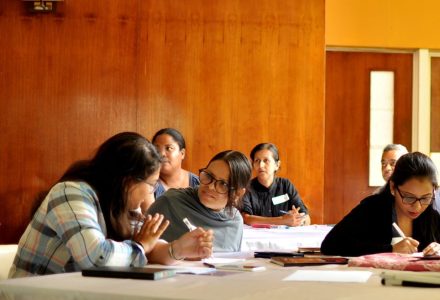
[321,152,440,257]
[240,143,310,227]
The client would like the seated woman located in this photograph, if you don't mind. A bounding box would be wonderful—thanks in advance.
[321,152,440,257]
[152,128,200,198]
[147,150,252,252]
[9,132,213,278]
[241,143,310,227]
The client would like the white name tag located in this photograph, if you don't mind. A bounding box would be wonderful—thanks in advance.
[272,194,289,205]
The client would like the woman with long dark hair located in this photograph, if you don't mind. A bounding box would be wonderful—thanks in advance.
[321,152,440,256]
[9,132,213,278]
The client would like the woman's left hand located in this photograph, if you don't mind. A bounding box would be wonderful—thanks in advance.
[133,213,170,254]
[422,242,440,256]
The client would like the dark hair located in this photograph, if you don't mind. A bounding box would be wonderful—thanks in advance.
[250,143,280,162]
[52,132,161,240]
[390,152,440,247]
[390,152,438,189]
[152,128,186,150]
[207,150,252,213]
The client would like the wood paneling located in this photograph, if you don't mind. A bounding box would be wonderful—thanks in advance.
[325,51,413,224]
[431,57,440,152]
[0,0,325,243]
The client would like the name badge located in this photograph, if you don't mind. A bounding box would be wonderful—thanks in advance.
[272,194,289,205]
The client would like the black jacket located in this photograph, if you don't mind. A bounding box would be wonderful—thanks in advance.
[321,186,440,257]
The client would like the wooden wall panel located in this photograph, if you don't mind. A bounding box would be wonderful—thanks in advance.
[325,51,412,224]
[0,0,139,243]
[136,0,325,223]
[431,57,440,151]
[0,0,325,243]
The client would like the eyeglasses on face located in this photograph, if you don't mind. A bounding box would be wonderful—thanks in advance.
[395,186,434,206]
[137,178,159,194]
[199,168,231,194]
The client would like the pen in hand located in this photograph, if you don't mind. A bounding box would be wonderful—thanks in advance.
[392,222,406,238]
[183,217,197,231]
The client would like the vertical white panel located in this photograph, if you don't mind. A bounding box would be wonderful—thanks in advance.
[413,49,431,153]
[430,153,440,178]
[369,71,394,186]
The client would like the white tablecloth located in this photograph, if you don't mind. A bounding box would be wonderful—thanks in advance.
[1,257,438,300]
[241,225,332,251]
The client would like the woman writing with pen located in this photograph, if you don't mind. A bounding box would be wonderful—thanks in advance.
[321,152,440,257]
[240,143,310,227]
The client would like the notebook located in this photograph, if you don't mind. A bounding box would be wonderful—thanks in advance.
[82,266,176,280]
[270,256,348,267]
[254,251,304,259]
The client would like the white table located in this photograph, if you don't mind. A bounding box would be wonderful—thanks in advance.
[241,225,332,251]
[1,257,438,300]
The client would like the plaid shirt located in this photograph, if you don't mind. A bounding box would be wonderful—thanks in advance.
[9,181,146,278]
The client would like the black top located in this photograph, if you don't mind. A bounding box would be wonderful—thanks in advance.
[321,185,440,257]
[241,177,308,217]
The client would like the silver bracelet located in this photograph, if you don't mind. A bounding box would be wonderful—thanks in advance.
[168,241,185,261]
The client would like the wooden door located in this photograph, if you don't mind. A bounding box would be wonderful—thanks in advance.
[324,51,413,224]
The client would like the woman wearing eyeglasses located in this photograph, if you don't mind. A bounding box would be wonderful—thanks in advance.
[321,152,440,257]
[241,143,310,227]
[9,132,213,278]
[147,150,252,252]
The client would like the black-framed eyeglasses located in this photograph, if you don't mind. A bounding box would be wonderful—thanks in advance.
[395,186,434,206]
[199,168,231,194]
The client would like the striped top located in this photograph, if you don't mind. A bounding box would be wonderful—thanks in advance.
[9,181,146,278]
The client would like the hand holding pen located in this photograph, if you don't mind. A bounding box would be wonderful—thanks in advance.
[391,222,419,254]
[280,205,305,227]
[171,217,213,260]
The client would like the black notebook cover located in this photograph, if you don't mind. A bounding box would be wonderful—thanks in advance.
[82,266,176,280]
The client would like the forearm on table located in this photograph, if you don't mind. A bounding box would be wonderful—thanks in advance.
[242,213,286,225]
[147,241,179,265]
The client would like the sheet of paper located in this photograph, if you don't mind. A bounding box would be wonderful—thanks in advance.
[283,270,372,283]
[202,257,246,264]
[144,265,216,275]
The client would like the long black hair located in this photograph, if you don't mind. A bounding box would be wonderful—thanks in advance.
[389,152,440,248]
[37,132,161,240]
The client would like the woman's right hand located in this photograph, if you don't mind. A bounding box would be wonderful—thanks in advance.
[133,213,169,254]
[171,228,214,260]
[392,237,419,254]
